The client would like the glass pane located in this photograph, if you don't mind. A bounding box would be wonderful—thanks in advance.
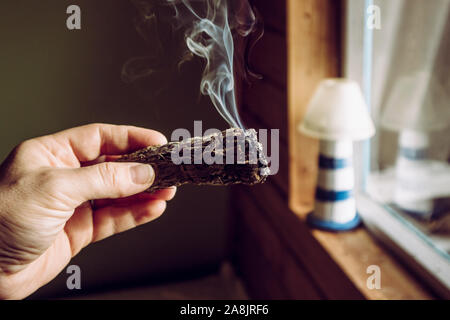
[350,0,450,293]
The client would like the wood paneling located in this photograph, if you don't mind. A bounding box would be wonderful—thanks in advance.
[234,191,324,299]
[241,183,364,299]
[249,30,287,87]
[287,0,342,214]
[253,0,286,34]
[233,0,364,300]
[242,80,288,140]
[232,0,434,300]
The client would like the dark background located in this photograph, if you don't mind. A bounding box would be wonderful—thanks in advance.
[0,0,230,298]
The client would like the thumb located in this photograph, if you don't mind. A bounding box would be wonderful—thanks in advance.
[64,162,155,202]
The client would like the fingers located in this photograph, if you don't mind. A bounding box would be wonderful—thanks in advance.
[64,199,167,256]
[91,200,166,243]
[151,187,177,201]
[40,123,167,163]
[81,155,121,167]
[63,202,94,256]
[93,187,177,208]
[60,162,156,204]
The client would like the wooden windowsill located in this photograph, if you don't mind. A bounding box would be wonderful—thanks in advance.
[290,203,434,299]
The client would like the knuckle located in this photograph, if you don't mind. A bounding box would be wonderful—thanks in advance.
[97,163,127,197]
[87,122,104,130]
[10,139,35,160]
[14,140,30,153]
[97,163,116,186]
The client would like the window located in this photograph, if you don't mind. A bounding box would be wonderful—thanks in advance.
[346,0,450,296]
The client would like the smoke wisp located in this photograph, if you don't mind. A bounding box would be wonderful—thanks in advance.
[124,0,262,129]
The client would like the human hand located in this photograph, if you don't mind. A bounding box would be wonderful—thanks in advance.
[0,123,176,299]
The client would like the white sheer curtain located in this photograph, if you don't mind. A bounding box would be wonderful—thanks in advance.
[375,0,450,202]
[346,0,450,210]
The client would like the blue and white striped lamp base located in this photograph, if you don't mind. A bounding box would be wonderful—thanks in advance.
[394,130,434,218]
[307,140,361,232]
[307,212,361,231]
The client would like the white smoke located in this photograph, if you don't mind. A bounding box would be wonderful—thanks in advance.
[176,0,251,128]
[125,0,259,128]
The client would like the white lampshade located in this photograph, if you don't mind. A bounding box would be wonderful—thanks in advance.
[299,78,375,141]
[381,72,450,132]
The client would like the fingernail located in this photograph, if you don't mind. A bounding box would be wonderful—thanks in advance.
[130,164,154,185]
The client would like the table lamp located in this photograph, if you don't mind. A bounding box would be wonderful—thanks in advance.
[381,72,450,217]
[299,78,375,231]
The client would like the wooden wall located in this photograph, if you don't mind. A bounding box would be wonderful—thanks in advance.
[230,0,365,299]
